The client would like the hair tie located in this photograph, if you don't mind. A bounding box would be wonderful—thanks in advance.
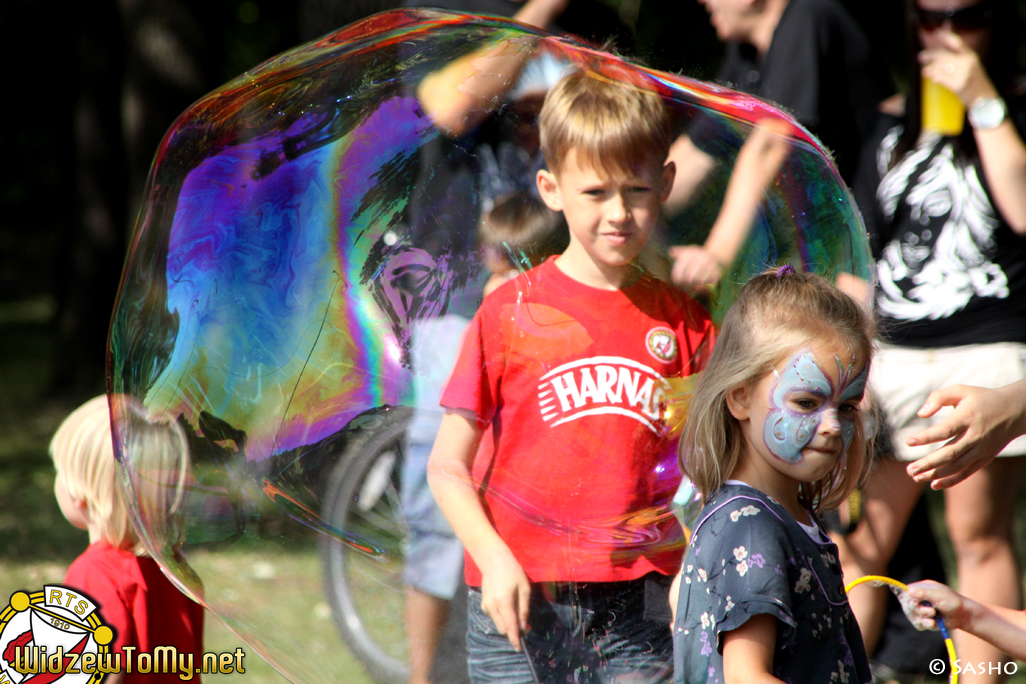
[776,264,796,277]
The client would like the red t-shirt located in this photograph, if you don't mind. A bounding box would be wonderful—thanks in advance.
[441,259,715,584]
[64,541,205,683]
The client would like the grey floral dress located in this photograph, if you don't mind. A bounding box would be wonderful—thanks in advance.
[673,482,871,684]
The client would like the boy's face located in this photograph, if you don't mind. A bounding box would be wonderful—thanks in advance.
[537,148,675,272]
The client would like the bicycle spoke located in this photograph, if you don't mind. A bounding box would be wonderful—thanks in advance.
[348,505,404,536]
[321,409,414,683]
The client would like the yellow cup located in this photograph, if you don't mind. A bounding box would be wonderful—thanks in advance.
[922,78,965,136]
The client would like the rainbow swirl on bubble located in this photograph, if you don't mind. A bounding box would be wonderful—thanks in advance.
[107,10,871,683]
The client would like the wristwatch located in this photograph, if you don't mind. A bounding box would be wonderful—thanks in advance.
[968,97,1008,130]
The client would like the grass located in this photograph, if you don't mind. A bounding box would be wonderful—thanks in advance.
[188,549,376,683]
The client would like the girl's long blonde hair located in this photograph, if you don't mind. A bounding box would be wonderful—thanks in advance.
[679,269,875,512]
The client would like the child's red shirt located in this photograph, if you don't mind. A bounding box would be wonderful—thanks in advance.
[441,259,714,584]
[64,540,204,683]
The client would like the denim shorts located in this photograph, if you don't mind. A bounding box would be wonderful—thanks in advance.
[466,575,673,683]
[401,442,463,599]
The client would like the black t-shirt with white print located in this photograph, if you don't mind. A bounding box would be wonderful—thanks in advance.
[867,94,1026,347]
[714,0,891,186]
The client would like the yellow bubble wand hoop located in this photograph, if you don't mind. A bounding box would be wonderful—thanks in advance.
[845,575,957,684]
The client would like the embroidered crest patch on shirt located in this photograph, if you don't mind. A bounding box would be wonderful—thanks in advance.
[646,327,678,363]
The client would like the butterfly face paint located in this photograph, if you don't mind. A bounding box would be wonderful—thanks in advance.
[762,350,868,464]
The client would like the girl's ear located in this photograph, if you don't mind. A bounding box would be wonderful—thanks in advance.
[726,385,752,421]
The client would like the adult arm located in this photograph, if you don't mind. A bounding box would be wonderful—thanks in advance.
[905,381,1026,489]
[908,580,1026,660]
[427,410,532,650]
[670,119,792,291]
[416,0,568,136]
[920,30,1026,232]
[664,135,718,215]
[722,614,785,684]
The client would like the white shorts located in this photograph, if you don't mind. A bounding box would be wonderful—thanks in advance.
[872,341,1026,462]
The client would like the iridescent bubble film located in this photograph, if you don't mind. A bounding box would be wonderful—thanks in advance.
[109,9,871,683]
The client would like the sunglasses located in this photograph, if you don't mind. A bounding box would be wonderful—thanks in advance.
[917,1,994,31]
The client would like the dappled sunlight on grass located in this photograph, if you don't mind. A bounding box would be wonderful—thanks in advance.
[191,549,376,683]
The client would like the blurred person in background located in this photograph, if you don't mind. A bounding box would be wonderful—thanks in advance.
[842,1,1026,681]
[666,0,892,291]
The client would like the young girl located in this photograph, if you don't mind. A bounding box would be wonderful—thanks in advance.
[673,268,874,684]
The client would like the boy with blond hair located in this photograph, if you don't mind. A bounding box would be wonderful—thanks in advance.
[52,396,203,684]
[428,70,714,683]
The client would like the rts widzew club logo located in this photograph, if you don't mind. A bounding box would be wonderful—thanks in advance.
[0,586,114,684]
[645,327,678,363]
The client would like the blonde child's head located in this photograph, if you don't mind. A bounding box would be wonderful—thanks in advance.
[479,191,568,275]
[680,269,875,512]
[538,69,672,180]
[51,396,190,556]
[51,396,140,552]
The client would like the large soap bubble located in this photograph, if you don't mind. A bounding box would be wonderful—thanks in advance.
[109,9,871,684]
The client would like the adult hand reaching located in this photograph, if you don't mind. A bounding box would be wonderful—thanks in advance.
[905,381,1026,489]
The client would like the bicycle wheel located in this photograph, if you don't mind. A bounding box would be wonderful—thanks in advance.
[322,407,412,684]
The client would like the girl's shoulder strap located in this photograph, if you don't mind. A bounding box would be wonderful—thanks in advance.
[690,485,790,541]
